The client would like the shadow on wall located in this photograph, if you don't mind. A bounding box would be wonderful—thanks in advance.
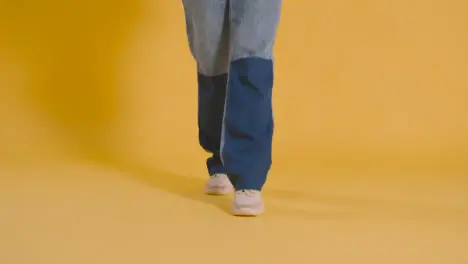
[0,0,144,159]
[0,0,222,213]
[0,0,230,214]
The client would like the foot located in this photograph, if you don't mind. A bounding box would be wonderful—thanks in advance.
[204,173,233,195]
[231,189,264,216]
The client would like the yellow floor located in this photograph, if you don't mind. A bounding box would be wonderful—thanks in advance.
[1,1,468,263]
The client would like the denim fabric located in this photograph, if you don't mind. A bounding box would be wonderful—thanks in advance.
[182,0,282,76]
[197,73,228,176]
[182,0,281,190]
[221,57,275,190]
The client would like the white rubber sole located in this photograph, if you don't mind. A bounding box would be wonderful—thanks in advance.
[204,185,233,195]
[231,203,264,216]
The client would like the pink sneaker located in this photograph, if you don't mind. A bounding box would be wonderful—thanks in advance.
[231,190,264,216]
[204,173,233,195]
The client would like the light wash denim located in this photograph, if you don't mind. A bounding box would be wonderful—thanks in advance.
[182,0,282,76]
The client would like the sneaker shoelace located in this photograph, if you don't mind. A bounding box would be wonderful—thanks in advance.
[236,189,257,197]
[210,174,231,186]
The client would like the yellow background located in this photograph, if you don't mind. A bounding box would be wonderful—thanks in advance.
[1,1,467,263]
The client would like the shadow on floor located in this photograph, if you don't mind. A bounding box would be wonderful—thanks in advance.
[265,188,468,222]
[86,150,234,215]
[93,147,468,221]
[65,142,468,221]
[115,162,232,214]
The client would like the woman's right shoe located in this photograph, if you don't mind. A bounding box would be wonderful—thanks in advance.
[231,189,264,216]
[204,173,233,195]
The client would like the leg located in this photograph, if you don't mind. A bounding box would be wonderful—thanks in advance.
[182,0,231,178]
[221,0,282,191]
[198,74,227,176]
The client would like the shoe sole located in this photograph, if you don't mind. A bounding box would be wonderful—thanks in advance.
[204,186,233,195]
[231,204,264,217]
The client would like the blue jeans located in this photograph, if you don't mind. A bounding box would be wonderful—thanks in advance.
[182,0,282,190]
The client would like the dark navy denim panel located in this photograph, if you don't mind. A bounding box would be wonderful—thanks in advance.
[221,57,274,190]
[198,73,228,175]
